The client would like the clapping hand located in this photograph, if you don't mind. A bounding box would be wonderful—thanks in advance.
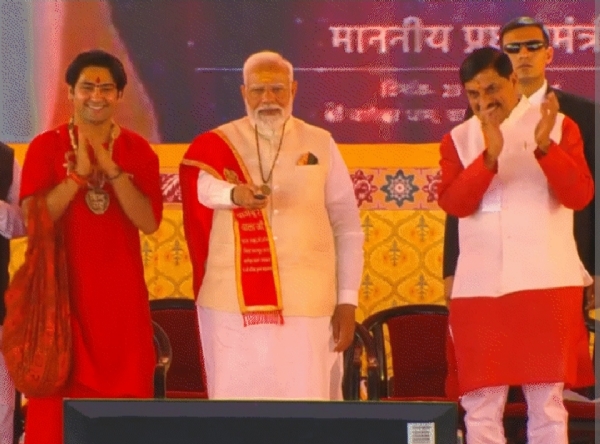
[535,91,559,152]
[480,105,503,168]
[78,124,120,177]
[74,130,92,177]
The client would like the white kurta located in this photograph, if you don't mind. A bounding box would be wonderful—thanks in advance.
[194,116,364,400]
[449,98,590,298]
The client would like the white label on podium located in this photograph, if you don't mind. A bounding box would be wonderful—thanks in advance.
[407,422,435,444]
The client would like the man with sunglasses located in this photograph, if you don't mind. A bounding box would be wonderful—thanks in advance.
[443,17,597,312]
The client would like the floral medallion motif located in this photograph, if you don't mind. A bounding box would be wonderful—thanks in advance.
[350,169,378,206]
[422,169,441,203]
[381,170,418,207]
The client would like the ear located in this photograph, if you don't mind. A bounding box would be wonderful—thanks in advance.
[290,80,298,99]
[545,45,554,66]
[67,86,75,101]
[240,84,247,102]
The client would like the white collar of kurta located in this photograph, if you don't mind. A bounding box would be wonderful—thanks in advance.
[502,96,531,125]
[526,79,548,106]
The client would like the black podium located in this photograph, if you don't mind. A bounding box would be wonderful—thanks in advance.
[64,399,458,444]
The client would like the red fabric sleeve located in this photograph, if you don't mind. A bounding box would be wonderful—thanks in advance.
[20,131,60,200]
[117,131,163,226]
[437,133,496,217]
[534,116,594,210]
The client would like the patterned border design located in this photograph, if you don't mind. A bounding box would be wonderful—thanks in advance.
[160,168,442,210]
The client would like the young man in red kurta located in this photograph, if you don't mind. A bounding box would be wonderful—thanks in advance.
[438,47,594,444]
[19,50,163,444]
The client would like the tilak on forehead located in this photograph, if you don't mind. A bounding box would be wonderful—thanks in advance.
[96,77,101,83]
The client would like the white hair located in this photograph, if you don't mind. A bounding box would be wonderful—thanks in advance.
[242,51,294,85]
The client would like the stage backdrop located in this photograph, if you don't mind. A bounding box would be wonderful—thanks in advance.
[4,0,597,377]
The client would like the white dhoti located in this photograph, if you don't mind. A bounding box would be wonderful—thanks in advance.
[197,306,343,400]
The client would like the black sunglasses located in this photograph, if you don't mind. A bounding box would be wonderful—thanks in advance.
[503,40,547,54]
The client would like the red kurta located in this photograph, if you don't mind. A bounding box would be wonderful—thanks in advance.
[438,117,594,217]
[439,116,595,396]
[19,124,163,444]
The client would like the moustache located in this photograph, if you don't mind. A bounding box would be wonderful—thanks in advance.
[476,102,500,112]
[257,106,283,112]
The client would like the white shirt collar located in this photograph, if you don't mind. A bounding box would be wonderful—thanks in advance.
[526,80,548,106]
[501,95,531,128]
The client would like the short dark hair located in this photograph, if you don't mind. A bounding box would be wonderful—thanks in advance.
[499,16,550,46]
[65,50,127,91]
[459,47,513,85]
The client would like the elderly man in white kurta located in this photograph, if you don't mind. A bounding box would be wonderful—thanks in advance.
[438,47,594,444]
[179,51,364,400]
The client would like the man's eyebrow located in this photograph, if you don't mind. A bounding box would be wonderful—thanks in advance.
[249,83,285,87]
[79,81,115,86]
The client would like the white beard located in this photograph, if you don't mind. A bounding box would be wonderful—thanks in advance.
[246,102,293,135]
